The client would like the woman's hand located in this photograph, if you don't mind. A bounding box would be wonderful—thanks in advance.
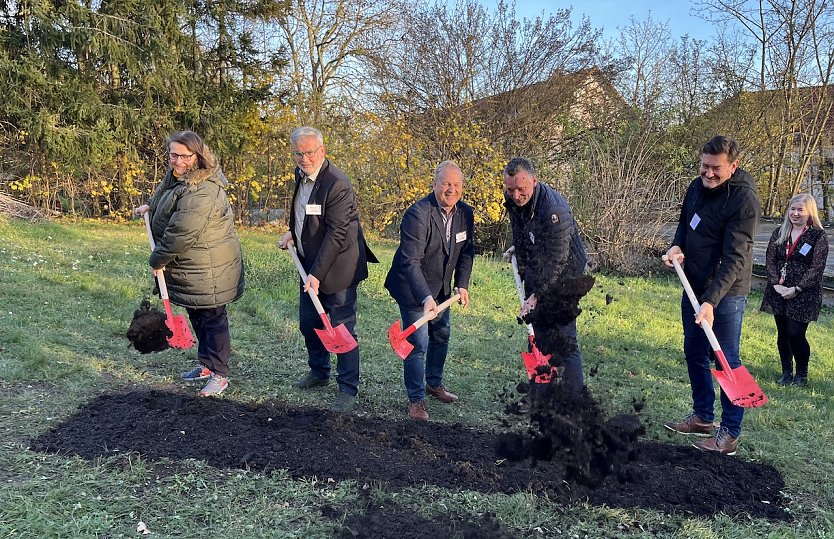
[781,287,798,300]
[134,204,150,217]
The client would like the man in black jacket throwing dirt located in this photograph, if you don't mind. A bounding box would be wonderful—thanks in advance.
[663,135,761,455]
[503,157,590,400]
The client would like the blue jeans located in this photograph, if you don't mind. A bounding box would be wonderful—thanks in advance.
[299,284,360,396]
[399,302,451,402]
[681,294,746,438]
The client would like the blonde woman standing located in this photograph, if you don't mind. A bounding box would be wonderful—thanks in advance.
[761,193,829,386]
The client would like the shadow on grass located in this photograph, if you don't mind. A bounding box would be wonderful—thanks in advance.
[30,388,789,522]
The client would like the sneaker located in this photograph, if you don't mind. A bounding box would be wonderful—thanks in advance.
[181,365,212,381]
[199,374,229,397]
[664,412,716,437]
[693,426,738,455]
[776,372,794,385]
[792,374,808,386]
[292,371,329,389]
[330,391,356,413]
[407,400,429,421]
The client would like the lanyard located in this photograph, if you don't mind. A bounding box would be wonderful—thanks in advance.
[780,225,808,284]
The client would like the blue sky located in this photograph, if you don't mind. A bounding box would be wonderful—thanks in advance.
[487,0,710,41]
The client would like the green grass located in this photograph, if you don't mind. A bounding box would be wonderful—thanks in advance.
[1,216,834,537]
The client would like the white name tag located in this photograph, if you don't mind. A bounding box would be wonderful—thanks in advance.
[799,243,812,256]
[305,204,322,215]
[689,213,701,230]
[455,231,467,243]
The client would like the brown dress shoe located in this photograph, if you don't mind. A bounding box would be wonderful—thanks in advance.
[407,400,429,421]
[693,427,738,455]
[426,385,458,403]
[664,412,716,437]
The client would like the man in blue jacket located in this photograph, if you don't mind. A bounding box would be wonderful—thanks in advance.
[503,157,588,401]
[663,135,761,455]
[279,126,376,414]
[385,160,475,421]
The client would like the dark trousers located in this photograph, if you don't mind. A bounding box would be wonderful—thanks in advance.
[299,284,360,396]
[681,294,746,438]
[186,305,231,377]
[774,315,810,376]
[530,317,584,398]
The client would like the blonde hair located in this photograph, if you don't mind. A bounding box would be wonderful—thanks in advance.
[777,193,824,244]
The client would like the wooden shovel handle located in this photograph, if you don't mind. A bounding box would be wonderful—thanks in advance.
[667,256,732,373]
[410,293,461,331]
[143,212,170,302]
[287,245,328,318]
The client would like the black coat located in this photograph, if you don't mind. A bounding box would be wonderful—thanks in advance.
[289,159,376,295]
[505,182,587,296]
[760,226,829,323]
[672,169,761,306]
[385,193,475,309]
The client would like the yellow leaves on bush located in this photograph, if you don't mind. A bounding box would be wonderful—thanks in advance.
[10,175,36,191]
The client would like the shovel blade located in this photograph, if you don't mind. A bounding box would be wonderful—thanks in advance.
[165,315,194,350]
[314,322,358,354]
[387,321,414,360]
[712,365,768,408]
[522,340,555,383]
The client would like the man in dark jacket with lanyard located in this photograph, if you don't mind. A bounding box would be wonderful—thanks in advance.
[663,135,761,455]
[502,157,588,400]
[385,160,475,421]
[279,126,376,413]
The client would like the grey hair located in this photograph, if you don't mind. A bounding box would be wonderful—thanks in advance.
[434,160,463,182]
[504,157,535,176]
[290,127,324,146]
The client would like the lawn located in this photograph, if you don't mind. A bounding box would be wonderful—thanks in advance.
[1,217,833,538]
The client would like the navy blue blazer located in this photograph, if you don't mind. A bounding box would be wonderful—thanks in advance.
[289,158,377,295]
[385,193,475,309]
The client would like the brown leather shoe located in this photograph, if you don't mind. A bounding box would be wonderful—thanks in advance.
[693,427,738,455]
[426,385,458,403]
[664,412,716,437]
[407,400,429,421]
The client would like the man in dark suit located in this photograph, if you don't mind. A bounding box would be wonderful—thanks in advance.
[384,160,475,421]
[279,126,376,413]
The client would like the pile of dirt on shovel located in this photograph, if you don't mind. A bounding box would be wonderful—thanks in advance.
[126,298,171,354]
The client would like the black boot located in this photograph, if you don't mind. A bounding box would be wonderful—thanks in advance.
[777,372,794,385]
[792,373,808,386]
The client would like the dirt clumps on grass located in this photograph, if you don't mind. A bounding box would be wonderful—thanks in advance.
[126,298,171,354]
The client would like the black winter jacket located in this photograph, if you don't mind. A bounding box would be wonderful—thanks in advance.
[671,169,761,306]
[505,182,587,296]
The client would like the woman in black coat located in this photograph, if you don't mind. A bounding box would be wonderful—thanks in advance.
[760,193,829,386]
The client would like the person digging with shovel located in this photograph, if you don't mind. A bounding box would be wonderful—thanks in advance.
[663,135,761,455]
[134,131,245,397]
[384,160,474,421]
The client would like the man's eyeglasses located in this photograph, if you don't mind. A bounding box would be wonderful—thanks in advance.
[169,152,195,161]
[291,146,322,159]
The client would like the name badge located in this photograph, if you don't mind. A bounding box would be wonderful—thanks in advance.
[689,213,701,230]
[305,204,322,216]
[455,231,467,243]
[799,243,812,256]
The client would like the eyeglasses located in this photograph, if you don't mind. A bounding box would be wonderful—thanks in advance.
[169,152,195,162]
[291,146,322,159]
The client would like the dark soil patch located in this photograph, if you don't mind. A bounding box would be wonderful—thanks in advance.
[126,299,170,354]
[31,388,789,525]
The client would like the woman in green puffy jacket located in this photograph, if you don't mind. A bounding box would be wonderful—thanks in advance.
[134,131,245,396]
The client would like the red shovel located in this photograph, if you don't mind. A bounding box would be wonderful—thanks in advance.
[511,255,555,383]
[143,212,194,350]
[388,293,461,360]
[288,245,358,354]
[667,256,767,408]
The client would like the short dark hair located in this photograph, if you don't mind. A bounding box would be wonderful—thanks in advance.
[702,136,739,162]
[504,157,535,176]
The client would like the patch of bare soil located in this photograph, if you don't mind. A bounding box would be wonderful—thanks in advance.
[126,299,170,354]
[31,387,788,528]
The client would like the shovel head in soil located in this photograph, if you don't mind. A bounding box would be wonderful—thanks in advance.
[522,335,556,384]
[388,294,461,360]
[667,255,767,408]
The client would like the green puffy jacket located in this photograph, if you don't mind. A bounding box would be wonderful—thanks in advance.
[147,162,245,308]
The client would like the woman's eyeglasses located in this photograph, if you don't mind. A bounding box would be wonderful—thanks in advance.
[169,153,195,161]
